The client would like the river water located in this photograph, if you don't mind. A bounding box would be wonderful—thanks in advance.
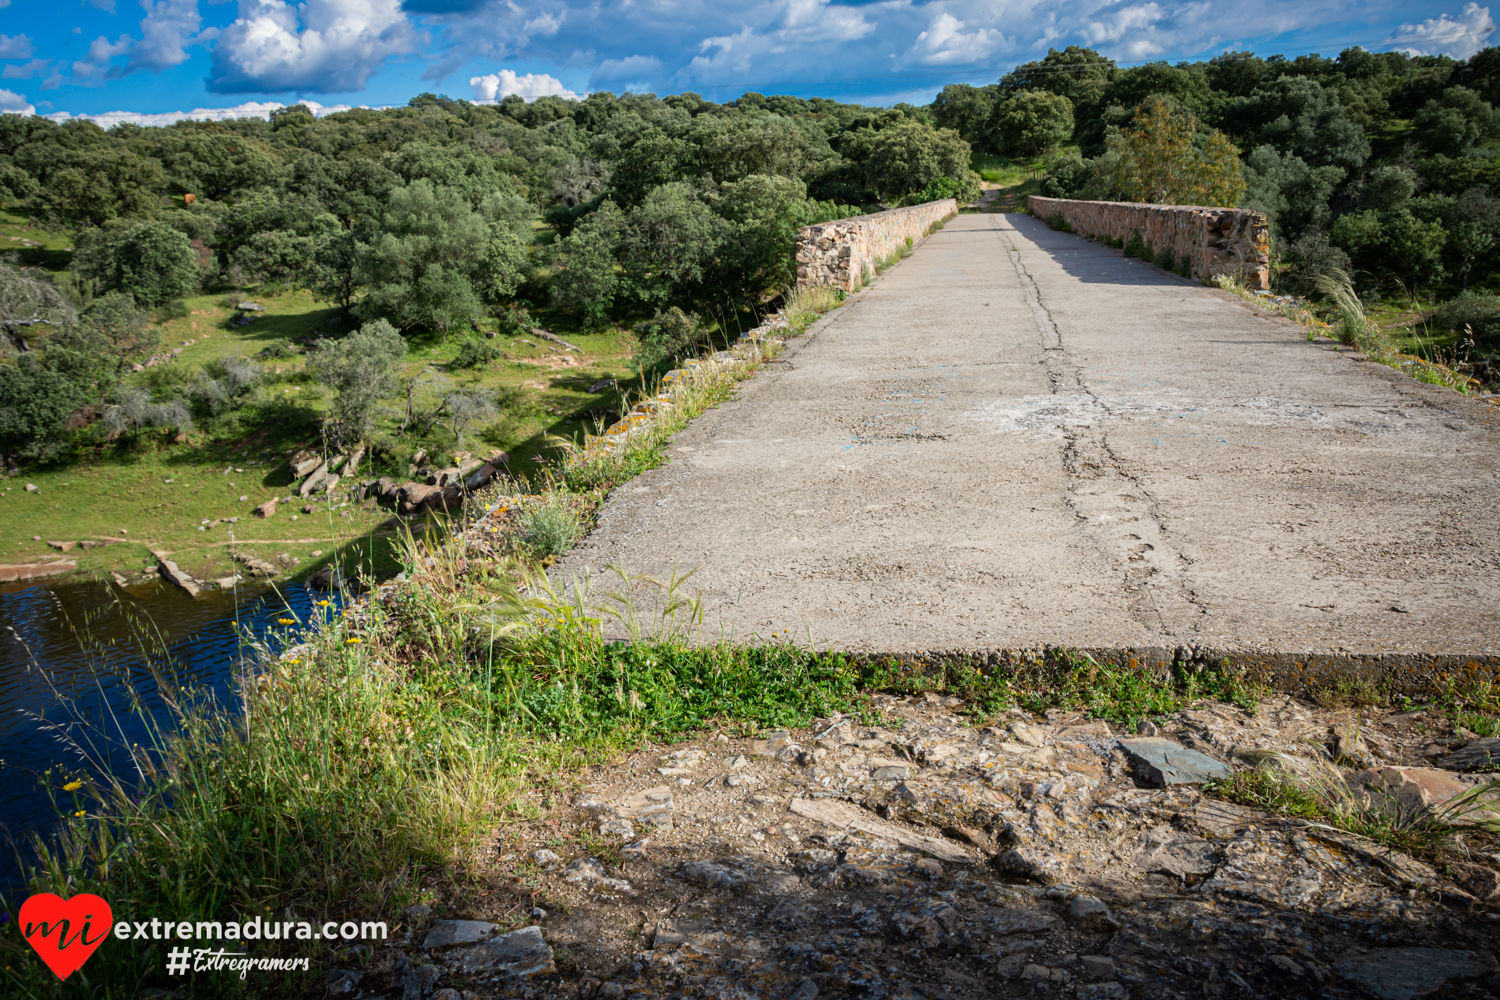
[0,576,338,888]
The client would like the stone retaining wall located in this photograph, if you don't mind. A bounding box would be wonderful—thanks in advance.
[796,199,958,291]
[1027,196,1271,290]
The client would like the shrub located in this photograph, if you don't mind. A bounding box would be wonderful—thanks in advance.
[1123,230,1149,259]
[450,337,502,370]
[308,319,408,448]
[73,221,200,306]
[1436,291,1500,346]
[631,307,705,373]
[255,342,297,360]
[1155,247,1177,271]
[518,491,582,558]
[1045,212,1073,232]
[496,307,537,337]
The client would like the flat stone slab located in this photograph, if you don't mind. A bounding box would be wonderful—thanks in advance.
[1437,737,1500,772]
[422,919,497,948]
[1333,948,1497,1000]
[450,925,555,977]
[788,796,971,863]
[1118,738,1230,786]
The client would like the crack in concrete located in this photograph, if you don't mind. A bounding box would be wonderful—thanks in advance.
[996,214,1204,639]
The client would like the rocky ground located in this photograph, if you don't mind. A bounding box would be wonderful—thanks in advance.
[327,694,1500,1000]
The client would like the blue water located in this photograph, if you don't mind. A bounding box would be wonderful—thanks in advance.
[0,577,340,888]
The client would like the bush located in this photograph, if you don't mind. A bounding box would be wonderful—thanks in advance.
[1436,291,1500,346]
[1123,230,1149,259]
[1280,231,1353,298]
[631,307,705,373]
[1155,247,1176,271]
[496,307,537,337]
[518,491,582,558]
[1044,212,1073,232]
[255,342,297,360]
[73,221,200,306]
[308,319,408,448]
[449,337,502,370]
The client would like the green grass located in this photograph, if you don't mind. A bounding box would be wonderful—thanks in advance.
[6,285,646,581]
[0,511,1274,998]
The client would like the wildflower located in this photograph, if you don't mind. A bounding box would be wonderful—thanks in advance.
[62,780,83,792]
[74,810,85,818]
[277,618,295,625]
[318,600,332,607]
[346,637,361,644]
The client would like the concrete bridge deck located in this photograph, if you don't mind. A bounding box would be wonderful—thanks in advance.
[554,212,1500,658]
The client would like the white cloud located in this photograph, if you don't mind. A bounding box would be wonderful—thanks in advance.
[1081,2,1166,56]
[71,35,133,83]
[129,0,206,72]
[469,69,579,101]
[776,0,876,44]
[83,0,116,9]
[590,54,662,84]
[0,34,34,59]
[209,0,419,93]
[1390,3,1496,60]
[683,0,875,84]
[904,13,1004,66]
[65,0,209,84]
[41,99,374,128]
[522,12,564,37]
[0,87,34,115]
[3,60,50,80]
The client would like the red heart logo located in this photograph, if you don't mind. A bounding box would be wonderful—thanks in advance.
[19,893,113,981]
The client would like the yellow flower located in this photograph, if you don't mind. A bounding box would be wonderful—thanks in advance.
[346,637,361,644]
[290,658,301,664]
[74,810,86,818]
[277,618,295,625]
[318,600,331,607]
[62,780,83,792]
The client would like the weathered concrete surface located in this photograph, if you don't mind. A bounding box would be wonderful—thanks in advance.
[556,212,1500,669]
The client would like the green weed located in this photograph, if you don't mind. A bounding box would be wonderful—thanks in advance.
[517,490,584,558]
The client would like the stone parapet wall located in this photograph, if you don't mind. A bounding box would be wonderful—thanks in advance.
[796,199,958,291]
[1027,196,1271,290]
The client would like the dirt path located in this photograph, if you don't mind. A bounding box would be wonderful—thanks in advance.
[554,213,1500,658]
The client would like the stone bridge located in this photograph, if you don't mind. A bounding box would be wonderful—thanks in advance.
[556,210,1500,682]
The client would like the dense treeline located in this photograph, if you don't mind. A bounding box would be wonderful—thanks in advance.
[934,45,1500,337]
[0,90,981,462]
[0,90,979,330]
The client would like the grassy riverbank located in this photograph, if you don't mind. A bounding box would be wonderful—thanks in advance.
[4,283,656,585]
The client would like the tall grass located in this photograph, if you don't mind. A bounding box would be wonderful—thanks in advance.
[1214,753,1500,861]
[1315,268,1394,355]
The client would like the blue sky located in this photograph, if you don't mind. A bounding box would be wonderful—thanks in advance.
[0,0,1495,124]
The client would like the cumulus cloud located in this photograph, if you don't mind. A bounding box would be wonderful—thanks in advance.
[0,88,34,114]
[1390,3,1496,60]
[65,0,209,85]
[683,0,875,84]
[0,34,34,59]
[590,54,662,85]
[42,99,373,128]
[904,13,1004,66]
[3,60,50,80]
[470,69,579,101]
[1081,3,1167,60]
[209,0,419,93]
[129,0,206,72]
